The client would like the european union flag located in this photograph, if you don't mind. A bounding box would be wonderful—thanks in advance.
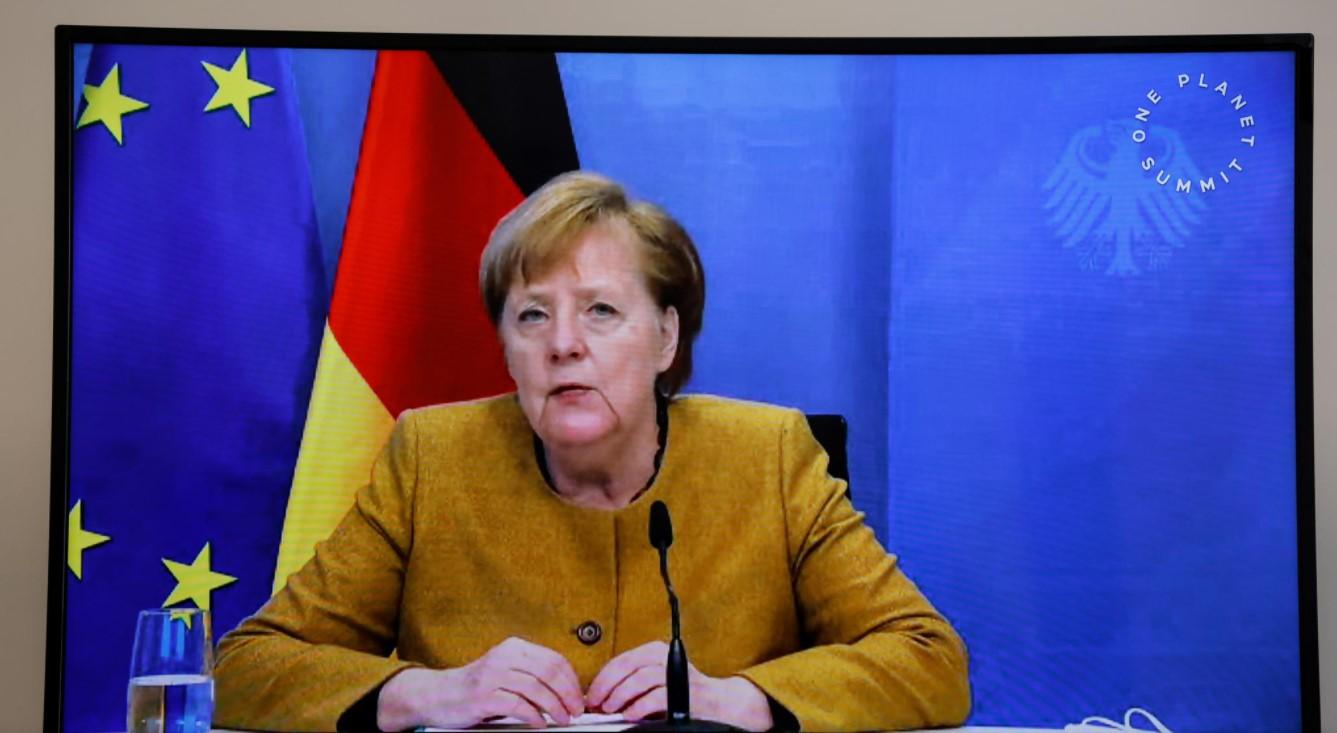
[66,44,324,733]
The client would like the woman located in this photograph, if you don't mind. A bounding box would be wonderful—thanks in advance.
[214,172,970,732]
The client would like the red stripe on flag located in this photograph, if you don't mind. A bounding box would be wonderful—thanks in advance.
[331,50,520,416]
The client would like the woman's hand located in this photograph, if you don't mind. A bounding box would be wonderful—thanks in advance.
[376,637,585,730]
[585,641,774,732]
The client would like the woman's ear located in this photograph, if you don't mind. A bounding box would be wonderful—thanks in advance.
[658,305,680,373]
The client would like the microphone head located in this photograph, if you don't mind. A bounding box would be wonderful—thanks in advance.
[649,500,673,550]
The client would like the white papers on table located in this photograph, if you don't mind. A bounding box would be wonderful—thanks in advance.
[422,711,633,731]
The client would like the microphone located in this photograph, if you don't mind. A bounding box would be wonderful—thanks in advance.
[628,501,739,732]
[650,499,673,550]
[650,501,689,723]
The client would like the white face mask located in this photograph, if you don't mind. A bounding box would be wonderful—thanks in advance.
[1065,707,1175,733]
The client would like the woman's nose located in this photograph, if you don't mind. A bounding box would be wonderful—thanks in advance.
[547,313,587,362]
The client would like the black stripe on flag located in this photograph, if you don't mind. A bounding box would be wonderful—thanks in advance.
[430,51,582,195]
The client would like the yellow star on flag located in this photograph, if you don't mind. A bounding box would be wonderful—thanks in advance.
[76,63,149,146]
[168,608,200,630]
[162,542,237,611]
[201,49,275,127]
[67,500,111,580]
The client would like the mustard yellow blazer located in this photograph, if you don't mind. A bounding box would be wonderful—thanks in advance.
[215,395,970,731]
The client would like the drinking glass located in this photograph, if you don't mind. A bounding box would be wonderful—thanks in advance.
[126,608,215,733]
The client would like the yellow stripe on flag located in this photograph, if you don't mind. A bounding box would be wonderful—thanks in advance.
[272,323,394,593]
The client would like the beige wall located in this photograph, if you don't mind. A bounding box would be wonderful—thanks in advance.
[2,1,1332,730]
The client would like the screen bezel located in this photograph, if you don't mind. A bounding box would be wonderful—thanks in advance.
[49,25,1317,732]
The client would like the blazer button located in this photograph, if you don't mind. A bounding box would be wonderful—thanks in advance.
[575,621,603,645]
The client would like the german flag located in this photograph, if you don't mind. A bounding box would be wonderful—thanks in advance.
[272,49,581,590]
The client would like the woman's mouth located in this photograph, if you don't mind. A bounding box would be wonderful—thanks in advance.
[550,384,594,402]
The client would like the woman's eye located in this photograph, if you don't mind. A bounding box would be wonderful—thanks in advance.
[517,308,546,323]
[589,302,617,317]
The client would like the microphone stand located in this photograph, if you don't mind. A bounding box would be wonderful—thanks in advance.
[661,542,690,724]
[627,502,740,733]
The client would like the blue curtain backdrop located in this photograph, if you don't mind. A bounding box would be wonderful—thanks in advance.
[884,53,1297,730]
[556,51,1298,732]
[66,45,1299,733]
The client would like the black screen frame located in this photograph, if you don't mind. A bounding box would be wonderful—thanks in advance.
[49,25,1317,733]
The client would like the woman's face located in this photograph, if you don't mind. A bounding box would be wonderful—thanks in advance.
[500,224,679,449]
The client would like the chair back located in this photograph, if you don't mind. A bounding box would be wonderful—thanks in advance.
[804,414,849,495]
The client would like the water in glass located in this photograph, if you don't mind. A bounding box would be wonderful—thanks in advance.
[127,609,214,733]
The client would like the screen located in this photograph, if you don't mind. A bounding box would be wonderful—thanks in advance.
[54,31,1313,733]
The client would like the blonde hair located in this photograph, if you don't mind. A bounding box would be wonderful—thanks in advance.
[480,171,705,396]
